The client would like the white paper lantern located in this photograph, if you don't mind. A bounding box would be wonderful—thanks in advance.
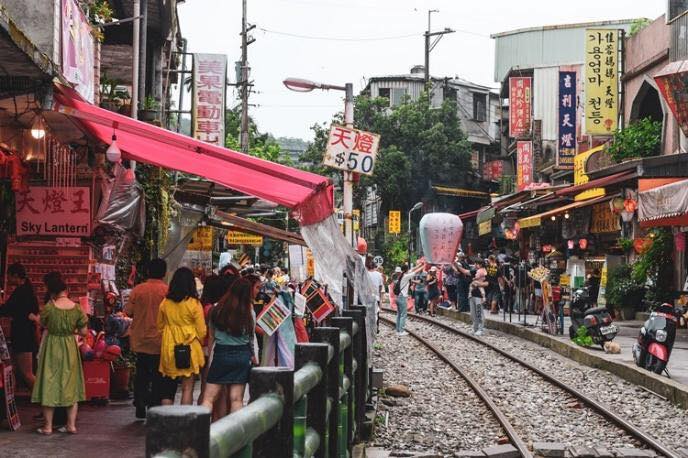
[419,213,463,265]
[106,134,121,163]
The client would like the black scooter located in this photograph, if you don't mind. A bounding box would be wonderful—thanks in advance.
[568,287,618,347]
[633,303,683,375]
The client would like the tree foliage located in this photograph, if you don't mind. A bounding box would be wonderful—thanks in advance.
[607,117,661,163]
[225,108,292,165]
[300,91,473,213]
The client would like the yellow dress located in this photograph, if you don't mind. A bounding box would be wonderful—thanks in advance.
[157,297,207,378]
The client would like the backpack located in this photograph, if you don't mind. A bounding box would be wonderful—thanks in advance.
[393,276,402,296]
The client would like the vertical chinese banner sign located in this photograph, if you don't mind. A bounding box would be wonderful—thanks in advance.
[558,71,577,168]
[585,29,619,135]
[509,77,532,138]
[516,141,533,191]
[192,54,227,145]
[61,0,95,102]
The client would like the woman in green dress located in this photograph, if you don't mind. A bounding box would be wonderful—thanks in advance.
[32,271,88,435]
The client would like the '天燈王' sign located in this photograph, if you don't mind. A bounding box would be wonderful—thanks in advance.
[16,187,91,236]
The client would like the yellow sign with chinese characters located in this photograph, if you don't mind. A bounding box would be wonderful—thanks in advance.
[226,231,264,246]
[573,146,605,202]
[187,226,214,250]
[478,220,491,236]
[353,209,360,231]
[585,29,619,135]
[388,210,401,234]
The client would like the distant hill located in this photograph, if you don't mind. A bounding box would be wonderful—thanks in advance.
[273,136,309,163]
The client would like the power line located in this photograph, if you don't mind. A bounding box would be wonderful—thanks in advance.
[258,26,490,42]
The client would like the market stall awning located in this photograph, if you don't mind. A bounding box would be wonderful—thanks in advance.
[638,178,688,228]
[458,206,489,220]
[211,211,306,246]
[433,185,491,198]
[555,171,636,197]
[52,84,333,225]
[518,195,611,229]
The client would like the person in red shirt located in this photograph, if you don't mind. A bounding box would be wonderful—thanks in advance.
[124,259,170,419]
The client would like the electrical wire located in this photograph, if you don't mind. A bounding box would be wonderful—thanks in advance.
[257,27,420,42]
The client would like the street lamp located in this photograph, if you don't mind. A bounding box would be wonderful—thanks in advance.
[407,202,423,264]
[283,77,357,248]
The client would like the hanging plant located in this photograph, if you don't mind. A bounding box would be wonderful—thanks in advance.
[617,237,633,253]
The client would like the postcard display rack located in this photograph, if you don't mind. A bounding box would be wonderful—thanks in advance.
[4,242,92,313]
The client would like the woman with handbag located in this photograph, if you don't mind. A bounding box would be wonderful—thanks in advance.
[201,277,257,414]
[157,267,207,405]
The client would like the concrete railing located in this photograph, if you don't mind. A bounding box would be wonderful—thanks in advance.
[145,305,370,458]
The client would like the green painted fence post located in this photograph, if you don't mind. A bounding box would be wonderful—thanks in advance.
[295,343,330,458]
[330,316,354,452]
[145,405,211,458]
[312,327,340,458]
[249,367,294,458]
[345,306,368,441]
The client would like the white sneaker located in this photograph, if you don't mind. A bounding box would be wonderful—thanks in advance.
[474,330,484,337]
[398,331,409,336]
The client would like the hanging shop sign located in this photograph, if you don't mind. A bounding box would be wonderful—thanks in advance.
[573,146,605,202]
[353,209,360,231]
[61,0,95,102]
[509,77,532,138]
[558,71,577,168]
[192,54,227,145]
[590,202,620,234]
[584,29,619,135]
[323,125,380,175]
[478,220,492,236]
[226,231,263,246]
[482,160,504,181]
[388,210,401,234]
[187,226,214,251]
[516,141,533,191]
[15,186,91,236]
[654,61,688,137]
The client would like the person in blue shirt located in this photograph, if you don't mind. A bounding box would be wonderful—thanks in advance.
[201,277,257,415]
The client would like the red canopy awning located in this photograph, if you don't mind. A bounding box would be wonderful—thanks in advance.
[554,171,636,197]
[53,84,333,225]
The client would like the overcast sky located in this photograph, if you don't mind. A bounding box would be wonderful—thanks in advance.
[178,0,664,142]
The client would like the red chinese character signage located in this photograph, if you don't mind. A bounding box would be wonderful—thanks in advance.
[516,141,533,191]
[509,77,532,138]
[16,187,91,236]
[192,54,227,146]
[324,125,380,176]
[655,60,688,137]
[482,160,504,181]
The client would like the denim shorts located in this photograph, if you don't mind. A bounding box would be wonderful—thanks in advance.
[206,344,252,384]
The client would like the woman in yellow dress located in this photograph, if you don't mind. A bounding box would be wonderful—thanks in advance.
[157,267,207,405]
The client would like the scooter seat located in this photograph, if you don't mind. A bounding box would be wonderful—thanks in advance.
[585,306,610,315]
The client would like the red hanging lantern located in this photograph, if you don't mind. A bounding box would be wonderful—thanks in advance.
[579,238,588,250]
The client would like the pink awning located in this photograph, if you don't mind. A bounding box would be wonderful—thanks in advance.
[52,84,333,225]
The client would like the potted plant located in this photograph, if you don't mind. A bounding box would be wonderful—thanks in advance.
[139,96,160,122]
[100,76,130,112]
[110,349,136,398]
[605,264,645,320]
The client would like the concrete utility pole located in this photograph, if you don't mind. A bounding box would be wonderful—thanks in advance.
[239,0,255,154]
[343,83,355,248]
[424,9,454,85]
[131,0,140,120]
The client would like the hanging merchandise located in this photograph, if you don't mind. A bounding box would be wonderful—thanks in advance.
[97,163,146,235]
[579,238,588,250]
[419,213,464,264]
[256,296,292,336]
[610,197,625,214]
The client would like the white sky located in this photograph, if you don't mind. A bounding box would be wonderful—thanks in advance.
[178,0,665,141]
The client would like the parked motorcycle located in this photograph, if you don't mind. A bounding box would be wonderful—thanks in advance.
[568,287,618,347]
[632,303,683,375]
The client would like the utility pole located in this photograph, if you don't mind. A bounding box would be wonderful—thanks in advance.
[239,0,255,154]
[343,83,355,248]
[424,9,454,85]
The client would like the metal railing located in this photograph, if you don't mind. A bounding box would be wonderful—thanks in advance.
[146,304,370,458]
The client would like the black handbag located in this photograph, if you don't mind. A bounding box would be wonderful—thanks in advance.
[174,343,191,369]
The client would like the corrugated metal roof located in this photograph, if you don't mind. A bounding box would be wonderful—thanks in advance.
[491,18,645,38]
[493,19,637,82]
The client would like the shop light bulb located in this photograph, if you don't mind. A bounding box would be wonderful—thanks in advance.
[30,114,46,139]
[550,215,556,221]
[106,134,121,162]
[564,213,570,219]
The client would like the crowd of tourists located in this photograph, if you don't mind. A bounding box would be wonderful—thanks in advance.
[386,249,541,337]
[1,259,295,434]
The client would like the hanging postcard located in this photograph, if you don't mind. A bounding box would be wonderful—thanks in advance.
[256,296,292,336]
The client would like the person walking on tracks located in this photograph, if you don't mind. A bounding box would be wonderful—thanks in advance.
[393,262,424,336]
[469,260,489,336]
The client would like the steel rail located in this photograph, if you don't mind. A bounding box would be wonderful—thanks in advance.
[378,316,532,458]
[382,308,678,458]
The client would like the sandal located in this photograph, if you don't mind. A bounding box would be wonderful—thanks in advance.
[57,426,77,434]
[36,427,52,435]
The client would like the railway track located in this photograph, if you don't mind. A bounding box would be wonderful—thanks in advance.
[379,308,679,458]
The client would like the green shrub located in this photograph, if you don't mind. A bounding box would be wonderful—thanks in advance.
[607,117,661,163]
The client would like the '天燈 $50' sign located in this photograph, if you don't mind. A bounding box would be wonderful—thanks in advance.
[324,125,380,175]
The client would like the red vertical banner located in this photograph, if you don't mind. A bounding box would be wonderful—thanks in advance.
[509,77,532,138]
[516,141,533,191]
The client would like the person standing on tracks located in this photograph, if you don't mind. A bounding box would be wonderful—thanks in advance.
[469,260,489,336]
[393,262,424,336]
[411,268,428,315]
[453,252,472,313]
[486,255,502,314]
